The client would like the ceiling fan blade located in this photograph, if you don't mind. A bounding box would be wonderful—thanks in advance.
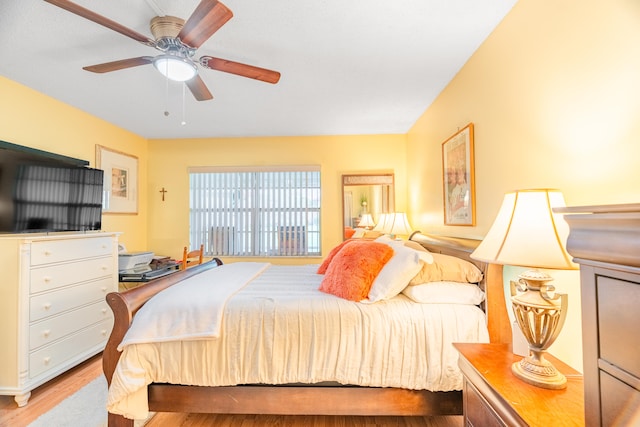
[178,0,233,48]
[43,0,155,46]
[200,56,281,84]
[186,75,214,101]
[83,57,153,73]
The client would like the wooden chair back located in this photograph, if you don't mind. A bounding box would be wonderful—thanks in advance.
[181,244,204,270]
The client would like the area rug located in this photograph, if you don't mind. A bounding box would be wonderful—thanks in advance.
[28,376,153,427]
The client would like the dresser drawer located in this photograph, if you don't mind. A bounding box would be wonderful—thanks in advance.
[30,277,113,322]
[600,370,640,427]
[29,300,112,350]
[30,257,114,294]
[29,319,111,378]
[597,275,640,378]
[30,236,113,266]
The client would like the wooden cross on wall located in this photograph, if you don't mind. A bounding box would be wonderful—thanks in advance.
[160,187,168,201]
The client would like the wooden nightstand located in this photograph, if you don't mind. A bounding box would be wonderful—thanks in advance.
[454,343,584,427]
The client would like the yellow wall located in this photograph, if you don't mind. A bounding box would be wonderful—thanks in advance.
[407,0,640,371]
[147,135,407,262]
[5,0,640,372]
[0,77,149,251]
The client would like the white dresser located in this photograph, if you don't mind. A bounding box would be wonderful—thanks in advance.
[0,232,119,406]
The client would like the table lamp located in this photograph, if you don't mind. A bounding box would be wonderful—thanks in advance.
[387,212,413,239]
[471,189,577,389]
[374,212,412,239]
[373,213,390,233]
[358,213,375,229]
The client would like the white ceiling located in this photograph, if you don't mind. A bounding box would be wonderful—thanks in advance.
[0,0,517,139]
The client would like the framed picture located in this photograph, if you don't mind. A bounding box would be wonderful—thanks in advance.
[442,123,475,226]
[96,145,138,214]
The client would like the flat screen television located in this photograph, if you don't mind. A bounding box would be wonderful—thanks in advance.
[0,140,104,233]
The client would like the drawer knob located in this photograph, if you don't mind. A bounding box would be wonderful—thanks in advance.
[101,308,107,314]
[43,303,52,310]
[44,250,51,256]
[101,329,107,336]
[43,330,51,338]
[43,357,51,365]
[101,287,107,292]
[43,276,51,283]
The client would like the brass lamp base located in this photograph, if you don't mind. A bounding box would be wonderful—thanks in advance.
[512,351,567,389]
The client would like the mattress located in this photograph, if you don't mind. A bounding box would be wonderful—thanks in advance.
[107,263,489,419]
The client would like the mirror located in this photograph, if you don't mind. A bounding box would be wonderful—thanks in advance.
[342,174,394,239]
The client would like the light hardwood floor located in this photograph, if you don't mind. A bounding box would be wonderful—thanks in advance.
[0,354,463,427]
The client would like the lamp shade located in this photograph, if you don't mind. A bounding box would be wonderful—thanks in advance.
[388,212,413,236]
[373,213,390,232]
[471,189,577,269]
[373,212,412,236]
[358,213,375,228]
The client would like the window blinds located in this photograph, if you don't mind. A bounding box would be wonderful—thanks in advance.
[189,167,321,257]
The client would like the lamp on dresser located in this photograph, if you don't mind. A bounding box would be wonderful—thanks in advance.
[471,189,578,389]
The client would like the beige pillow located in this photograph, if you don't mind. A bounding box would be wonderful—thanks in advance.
[408,252,483,285]
[404,240,429,252]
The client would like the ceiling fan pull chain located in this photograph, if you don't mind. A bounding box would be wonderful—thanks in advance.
[164,69,170,117]
[181,83,187,126]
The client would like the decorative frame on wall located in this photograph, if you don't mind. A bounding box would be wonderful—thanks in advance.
[96,145,138,214]
[442,123,475,226]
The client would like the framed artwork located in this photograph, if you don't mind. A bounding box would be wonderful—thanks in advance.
[96,145,138,214]
[442,123,475,226]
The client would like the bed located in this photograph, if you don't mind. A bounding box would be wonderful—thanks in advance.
[103,232,511,427]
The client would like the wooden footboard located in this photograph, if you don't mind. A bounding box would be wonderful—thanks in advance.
[104,234,510,426]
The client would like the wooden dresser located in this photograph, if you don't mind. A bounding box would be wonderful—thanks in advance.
[558,203,640,426]
[455,343,584,426]
[0,232,119,407]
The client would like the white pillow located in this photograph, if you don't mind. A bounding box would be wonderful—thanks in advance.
[402,281,485,305]
[367,240,422,302]
[352,228,366,238]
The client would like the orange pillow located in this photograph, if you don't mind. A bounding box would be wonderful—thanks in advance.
[344,227,356,239]
[319,241,394,301]
[317,240,353,274]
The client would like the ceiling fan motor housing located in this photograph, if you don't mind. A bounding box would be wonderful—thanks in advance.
[150,16,184,39]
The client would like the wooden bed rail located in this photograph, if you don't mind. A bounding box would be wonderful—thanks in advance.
[103,258,223,387]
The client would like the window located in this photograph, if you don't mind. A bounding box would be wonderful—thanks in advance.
[189,166,321,257]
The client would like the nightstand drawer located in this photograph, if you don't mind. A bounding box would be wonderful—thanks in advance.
[464,380,505,427]
[30,277,112,322]
[597,275,640,378]
[30,257,114,294]
[29,300,112,350]
[30,236,113,266]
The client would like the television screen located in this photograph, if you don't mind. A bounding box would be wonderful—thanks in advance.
[0,140,104,233]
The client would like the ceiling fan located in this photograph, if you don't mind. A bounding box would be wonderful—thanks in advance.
[43,0,281,101]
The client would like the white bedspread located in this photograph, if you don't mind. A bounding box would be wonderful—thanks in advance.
[118,262,269,350]
[107,264,489,420]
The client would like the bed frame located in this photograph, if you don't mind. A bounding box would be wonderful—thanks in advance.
[103,232,511,427]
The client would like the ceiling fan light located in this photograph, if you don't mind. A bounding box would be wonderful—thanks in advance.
[153,55,197,82]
